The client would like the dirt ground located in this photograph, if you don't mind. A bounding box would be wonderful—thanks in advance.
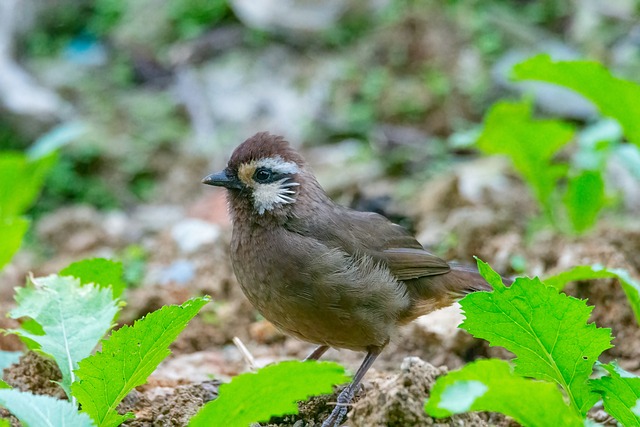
[1,155,639,426]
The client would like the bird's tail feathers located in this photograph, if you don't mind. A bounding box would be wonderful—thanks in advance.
[400,263,512,323]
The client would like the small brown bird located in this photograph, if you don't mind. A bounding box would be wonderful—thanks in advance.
[203,132,494,426]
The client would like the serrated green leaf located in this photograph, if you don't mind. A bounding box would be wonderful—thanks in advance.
[0,351,22,372]
[463,260,613,414]
[425,359,583,427]
[563,170,605,234]
[73,296,209,427]
[545,265,640,325]
[189,360,349,427]
[0,389,95,427]
[476,100,573,217]
[0,380,10,389]
[61,258,126,298]
[0,216,29,270]
[513,54,640,147]
[0,152,56,219]
[591,363,640,427]
[7,275,119,401]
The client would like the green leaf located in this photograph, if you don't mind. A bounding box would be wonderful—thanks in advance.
[0,151,55,269]
[189,360,349,427]
[0,351,22,372]
[7,275,119,401]
[61,258,126,298]
[513,54,640,147]
[73,296,209,427]
[545,265,640,325]
[563,170,605,234]
[591,363,640,427]
[475,256,507,290]
[425,359,583,427]
[0,152,56,219]
[476,100,573,218]
[0,380,10,389]
[463,260,613,414]
[0,216,29,270]
[0,389,95,427]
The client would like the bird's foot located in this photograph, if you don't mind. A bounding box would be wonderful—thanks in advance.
[321,387,354,427]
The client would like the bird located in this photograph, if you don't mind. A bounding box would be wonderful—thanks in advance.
[202,132,497,426]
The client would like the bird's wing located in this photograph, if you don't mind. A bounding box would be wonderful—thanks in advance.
[382,247,450,280]
[286,206,450,281]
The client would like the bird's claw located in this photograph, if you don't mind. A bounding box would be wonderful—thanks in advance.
[321,387,354,427]
[321,405,348,427]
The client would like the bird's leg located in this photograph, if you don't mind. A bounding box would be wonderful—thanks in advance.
[321,348,381,427]
[304,345,329,361]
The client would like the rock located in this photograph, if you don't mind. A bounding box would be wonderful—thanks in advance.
[230,0,349,35]
[133,204,185,234]
[157,259,196,285]
[103,210,132,242]
[171,218,221,254]
[413,304,464,343]
[230,0,392,38]
[455,157,512,205]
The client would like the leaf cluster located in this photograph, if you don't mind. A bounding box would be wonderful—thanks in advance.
[476,55,640,234]
[1,257,353,427]
[0,258,209,427]
[425,259,640,426]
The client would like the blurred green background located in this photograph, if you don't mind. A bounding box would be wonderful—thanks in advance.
[1,0,639,216]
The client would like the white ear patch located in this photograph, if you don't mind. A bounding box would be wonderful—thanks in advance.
[238,156,301,214]
[253,178,299,214]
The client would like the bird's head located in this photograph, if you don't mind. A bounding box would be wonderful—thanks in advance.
[202,132,321,224]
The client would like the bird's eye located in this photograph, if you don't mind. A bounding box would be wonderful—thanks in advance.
[254,168,272,183]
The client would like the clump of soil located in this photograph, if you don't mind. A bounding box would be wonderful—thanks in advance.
[3,351,66,399]
[349,357,515,427]
[120,380,220,426]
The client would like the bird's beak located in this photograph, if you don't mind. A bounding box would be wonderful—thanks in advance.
[201,170,243,190]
